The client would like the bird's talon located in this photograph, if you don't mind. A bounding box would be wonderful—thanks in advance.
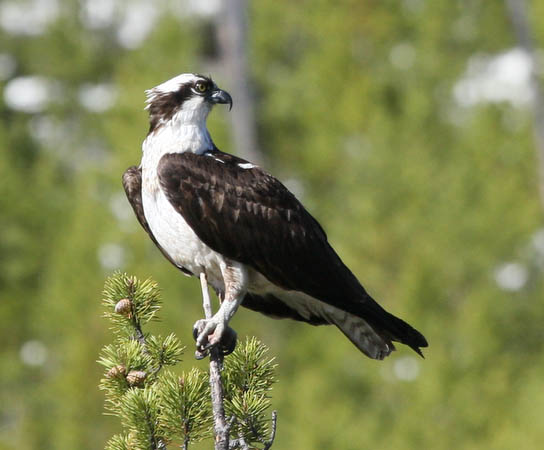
[194,349,208,360]
[192,318,237,357]
[220,326,237,355]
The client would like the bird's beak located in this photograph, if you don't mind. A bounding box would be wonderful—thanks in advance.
[208,88,233,111]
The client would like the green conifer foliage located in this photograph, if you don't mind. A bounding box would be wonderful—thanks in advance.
[98,273,277,449]
[223,338,277,446]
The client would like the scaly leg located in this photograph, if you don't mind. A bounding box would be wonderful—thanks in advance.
[194,266,243,358]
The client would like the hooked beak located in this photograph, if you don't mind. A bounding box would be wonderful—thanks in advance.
[208,88,233,111]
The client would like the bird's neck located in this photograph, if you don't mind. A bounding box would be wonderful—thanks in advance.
[141,110,214,192]
[143,109,213,159]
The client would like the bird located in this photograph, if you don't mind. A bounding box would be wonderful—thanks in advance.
[122,73,428,360]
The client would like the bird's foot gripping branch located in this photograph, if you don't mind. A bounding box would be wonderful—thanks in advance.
[98,272,278,450]
[193,273,238,360]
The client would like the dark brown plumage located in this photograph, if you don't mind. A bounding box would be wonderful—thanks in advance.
[125,72,428,359]
[147,149,428,355]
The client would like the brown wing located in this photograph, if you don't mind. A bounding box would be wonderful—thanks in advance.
[157,151,428,354]
[122,166,152,234]
[122,164,320,323]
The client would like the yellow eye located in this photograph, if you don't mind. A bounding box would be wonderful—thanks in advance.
[195,81,207,93]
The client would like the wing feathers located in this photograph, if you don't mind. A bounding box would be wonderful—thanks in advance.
[329,311,395,360]
[155,151,428,356]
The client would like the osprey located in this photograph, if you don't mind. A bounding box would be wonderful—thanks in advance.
[123,73,428,360]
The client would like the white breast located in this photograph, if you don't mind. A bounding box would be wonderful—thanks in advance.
[142,169,227,290]
[140,99,228,288]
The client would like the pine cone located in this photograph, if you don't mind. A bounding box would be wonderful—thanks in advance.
[106,364,126,378]
[114,298,132,316]
[126,370,147,386]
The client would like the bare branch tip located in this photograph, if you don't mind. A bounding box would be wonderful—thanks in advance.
[263,411,278,450]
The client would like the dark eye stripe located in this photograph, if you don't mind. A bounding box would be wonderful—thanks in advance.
[147,76,214,133]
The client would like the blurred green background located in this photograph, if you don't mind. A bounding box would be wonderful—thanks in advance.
[2,0,544,448]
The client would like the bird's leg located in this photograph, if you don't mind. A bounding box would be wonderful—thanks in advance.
[199,271,213,318]
[194,271,217,360]
[194,264,244,358]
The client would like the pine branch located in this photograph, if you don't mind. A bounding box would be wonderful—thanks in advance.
[118,388,164,449]
[199,273,232,450]
[99,273,278,449]
[263,411,278,450]
[102,272,161,343]
[223,338,277,448]
[158,368,213,445]
[146,334,185,381]
[105,433,130,450]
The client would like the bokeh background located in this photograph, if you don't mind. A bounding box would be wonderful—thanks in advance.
[2,0,544,448]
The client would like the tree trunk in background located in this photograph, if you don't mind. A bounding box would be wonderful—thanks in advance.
[215,0,264,166]
[505,0,544,211]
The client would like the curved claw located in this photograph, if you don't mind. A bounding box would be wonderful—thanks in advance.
[194,348,208,360]
[192,319,237,358]
[219,327,237,356]
[192,322,202,342]
[193,319,217,350]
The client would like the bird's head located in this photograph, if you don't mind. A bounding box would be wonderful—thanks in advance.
[145,73,232,134]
